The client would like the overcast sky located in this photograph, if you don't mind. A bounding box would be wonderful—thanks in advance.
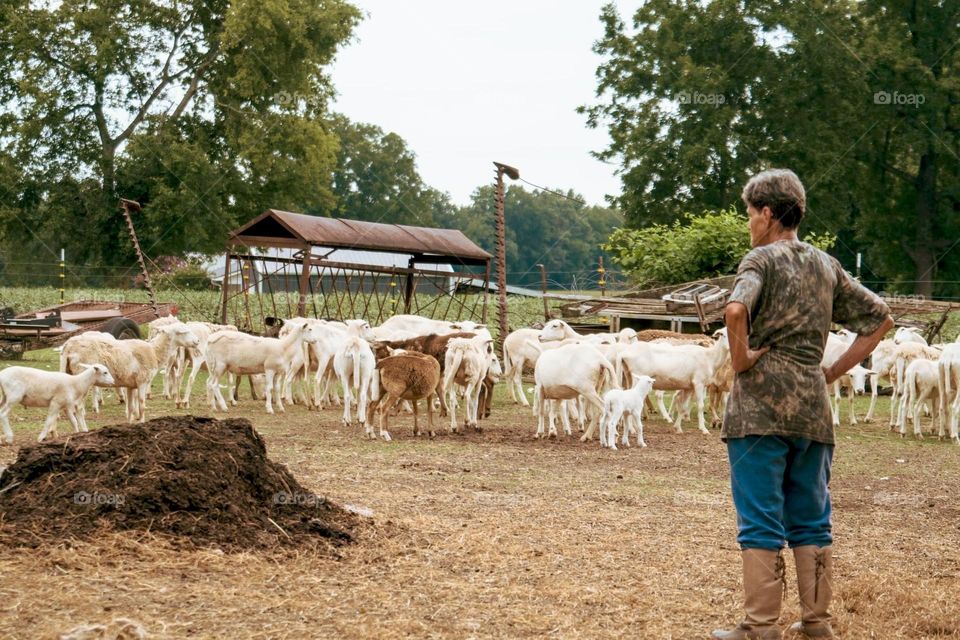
[329,1,642,208]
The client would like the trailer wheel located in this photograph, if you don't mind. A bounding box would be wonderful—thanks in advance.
[102,318,141,340]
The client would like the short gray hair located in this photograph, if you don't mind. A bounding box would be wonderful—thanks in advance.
[741,169,806,229]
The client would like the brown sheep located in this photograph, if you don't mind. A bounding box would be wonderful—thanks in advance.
[366,350,442,441]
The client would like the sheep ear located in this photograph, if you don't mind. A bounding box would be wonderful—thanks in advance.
[76,363,91,371]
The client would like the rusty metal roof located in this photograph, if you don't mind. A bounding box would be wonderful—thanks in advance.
[228,210,492,264]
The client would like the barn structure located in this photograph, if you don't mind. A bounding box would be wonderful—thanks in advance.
[220,210,492,332]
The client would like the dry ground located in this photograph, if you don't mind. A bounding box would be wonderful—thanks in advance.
[0,351,958,639]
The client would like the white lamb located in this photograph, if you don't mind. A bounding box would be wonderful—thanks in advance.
[599,375,656,450]
[0,364,114,443]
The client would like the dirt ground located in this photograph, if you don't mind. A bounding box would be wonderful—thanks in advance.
[0,358,958,639]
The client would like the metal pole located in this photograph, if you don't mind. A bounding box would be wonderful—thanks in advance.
[119,199,159,317]
[59,248,65,304]
[493,161,519,345]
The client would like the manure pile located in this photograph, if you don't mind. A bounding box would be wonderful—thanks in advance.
[0,416,361,551]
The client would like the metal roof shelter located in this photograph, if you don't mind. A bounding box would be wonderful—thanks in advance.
[221,210,492,328]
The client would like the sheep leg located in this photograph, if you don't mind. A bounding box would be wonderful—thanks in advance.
[39,405,60,442]
[655,391,672,422]
[694,384,709,434]
[447,383,459,434]
[65,403,82,434]
[831,382,841,427]
[864,374,880,422]
[0,393,18,444]
[603,405,621,450]
[631,412,647,448]
[557,400,571,438]
[533,386,545,438]
[340,371,353,426]
[138,385,148,423]
[847,384,858,425]
[578,390,606,442]
[427,392,436,438]
[264,370,276,414]
[181,355,203,409]
[512,358,529,407]
[377,395,398,442]
[356,372,369,426]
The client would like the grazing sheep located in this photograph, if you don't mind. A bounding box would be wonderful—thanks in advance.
[367,350,442,441]
[0,364,114,443]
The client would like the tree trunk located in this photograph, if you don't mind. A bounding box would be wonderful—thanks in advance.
[911,151,936,298]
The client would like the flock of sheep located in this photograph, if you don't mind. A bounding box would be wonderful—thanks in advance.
[0,313,958,449]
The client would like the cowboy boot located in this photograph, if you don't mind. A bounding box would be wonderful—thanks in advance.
[788,545,834,638]
[712,548,785,639]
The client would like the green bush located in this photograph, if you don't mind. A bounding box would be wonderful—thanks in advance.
[603,208,837,288]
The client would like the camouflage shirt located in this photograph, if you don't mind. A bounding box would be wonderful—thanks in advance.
[722,239,890,444]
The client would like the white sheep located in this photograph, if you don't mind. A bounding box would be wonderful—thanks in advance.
[937,343,960,444]
[599,375,656,450]
[533,342,618,440]
[333,320,378,426]
[614,334,730,435]
[442,336,499,433]
[897,358,941,439]
[0,364,114,443]
[60,335,158,423]
[894,326,928,345]
[205,323,320,414]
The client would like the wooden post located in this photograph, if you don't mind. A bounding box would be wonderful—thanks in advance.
[598,256,606,297]
[220,246,232,324]
[403,256,416,314]
[537,263,550,321]
[297,246,312,317]
[481,259,491,324]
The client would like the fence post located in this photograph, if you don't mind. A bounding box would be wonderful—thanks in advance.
[59,248,65,304]
[598,256,606,297]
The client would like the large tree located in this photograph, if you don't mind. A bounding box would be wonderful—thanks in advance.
[583,0,960,297]
[314,115,445,227]
[0,0,360,270]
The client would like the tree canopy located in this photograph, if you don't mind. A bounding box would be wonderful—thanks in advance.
[0,0,361,277]
[582,0,960,298]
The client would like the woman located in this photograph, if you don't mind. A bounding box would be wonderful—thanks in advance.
[712,169,894,640]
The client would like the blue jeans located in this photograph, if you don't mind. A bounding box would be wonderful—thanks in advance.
[726,436,834,550]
